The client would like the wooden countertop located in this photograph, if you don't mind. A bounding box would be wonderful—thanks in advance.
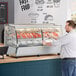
[0,54,60,64]
[0,43,60,64]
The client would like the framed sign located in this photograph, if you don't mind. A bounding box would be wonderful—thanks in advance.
[0,2,8,24]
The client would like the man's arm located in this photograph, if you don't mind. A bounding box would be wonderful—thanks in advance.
[42,34,71,46]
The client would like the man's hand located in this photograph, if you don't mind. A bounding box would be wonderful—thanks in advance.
[42,40,46,45]
[52,35,58,40]
[44,33,58,40]
[42,40,52,46]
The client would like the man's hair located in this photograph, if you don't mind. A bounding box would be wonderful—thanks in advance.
[66,20,76,28]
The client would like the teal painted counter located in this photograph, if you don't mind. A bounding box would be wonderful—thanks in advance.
[0,58,61,76]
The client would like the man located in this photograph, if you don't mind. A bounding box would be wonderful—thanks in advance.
[43,20,76,76]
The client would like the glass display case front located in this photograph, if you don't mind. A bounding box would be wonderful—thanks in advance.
[5,25,62,47]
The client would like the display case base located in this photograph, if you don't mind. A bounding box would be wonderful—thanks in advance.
[7,46,59,57]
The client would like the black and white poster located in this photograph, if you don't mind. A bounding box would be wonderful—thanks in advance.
[0,2,8,24]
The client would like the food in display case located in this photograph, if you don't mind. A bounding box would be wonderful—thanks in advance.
[16,29,42,39]
[15,28,42,46]
[42,28,61,43]
[4,24,62,57]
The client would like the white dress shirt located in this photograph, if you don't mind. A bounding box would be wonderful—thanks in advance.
[52,30,76,58]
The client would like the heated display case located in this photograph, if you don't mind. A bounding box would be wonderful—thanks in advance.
[4,24,62,57]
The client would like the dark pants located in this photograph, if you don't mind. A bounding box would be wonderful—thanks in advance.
[61,59,76,76]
